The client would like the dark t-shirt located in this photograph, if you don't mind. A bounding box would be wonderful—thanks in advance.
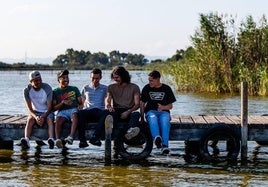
[53,86,81,111]
[141,83,176,113]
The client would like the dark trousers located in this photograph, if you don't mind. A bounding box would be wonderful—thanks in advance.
[77,108,108,141]
[110,109,140,153]
[111,109,140,129]
[109,109,140,139]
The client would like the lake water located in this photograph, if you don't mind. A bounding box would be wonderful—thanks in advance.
[1,70,268,186]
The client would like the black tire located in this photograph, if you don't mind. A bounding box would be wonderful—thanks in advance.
[199,124,240,162]
[116,127,153,161]
[256,141,268,146]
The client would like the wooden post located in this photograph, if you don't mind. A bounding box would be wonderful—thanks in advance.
[241,82,248,162]
[104,115,113,165]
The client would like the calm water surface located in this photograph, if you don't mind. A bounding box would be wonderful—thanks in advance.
[1,70,268,186]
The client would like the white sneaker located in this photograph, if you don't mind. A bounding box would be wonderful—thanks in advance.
[125,127,140,140]
[64,136,73,145]
[21,137,30,149]
[55,139,63,148]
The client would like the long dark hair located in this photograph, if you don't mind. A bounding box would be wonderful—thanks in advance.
[111,66,131,83]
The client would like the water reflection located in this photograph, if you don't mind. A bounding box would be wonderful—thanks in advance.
[0,141,268,186]
[1,141,268,171]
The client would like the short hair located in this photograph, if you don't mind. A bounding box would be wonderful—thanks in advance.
[91,68,102,75]
[111,66,131,83]
[148,70,161,79]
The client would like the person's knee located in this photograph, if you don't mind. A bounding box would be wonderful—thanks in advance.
[56,117,66,126]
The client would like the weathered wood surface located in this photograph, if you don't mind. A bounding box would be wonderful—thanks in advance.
[1,114,268,141]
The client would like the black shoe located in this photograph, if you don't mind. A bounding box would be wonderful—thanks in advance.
[21,138,30,149]
[48,138,54,149]
[79,141,89,148]
[154,136,162,149]
[161,146,170,155]
[89,137,102,147]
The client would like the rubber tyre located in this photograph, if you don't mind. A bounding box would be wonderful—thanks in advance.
[256,141,268,146]
[199,124,240,162]
[116,127,153,161]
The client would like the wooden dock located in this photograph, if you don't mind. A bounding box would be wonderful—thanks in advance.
[1,114,268,141]
[1,114,268,162]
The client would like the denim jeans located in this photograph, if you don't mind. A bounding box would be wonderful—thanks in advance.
[77,108,109,141]
[145,110,171,147]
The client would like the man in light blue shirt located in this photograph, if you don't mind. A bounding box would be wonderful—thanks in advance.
[77,68,108,148]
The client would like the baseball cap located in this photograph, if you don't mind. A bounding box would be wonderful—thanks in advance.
[57,69,69,79]
[29,71,41,81]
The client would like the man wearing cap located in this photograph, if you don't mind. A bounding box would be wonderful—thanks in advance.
[53,69,83,148]
[22,71,55,149]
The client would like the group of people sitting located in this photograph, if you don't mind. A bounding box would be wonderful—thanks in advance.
[21,66,176,155]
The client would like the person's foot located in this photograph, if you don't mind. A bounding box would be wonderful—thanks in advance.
[64,136,73,145]
[79,140,89,148]
[125,127,140,140]
[55,139,63,148]
[48,138,54,149]
[21,137,30,149]
[89,136,102,146]
[161,146,170,155]
[154,136,162,149]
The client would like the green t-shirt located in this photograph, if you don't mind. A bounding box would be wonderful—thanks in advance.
[53,86,81,111]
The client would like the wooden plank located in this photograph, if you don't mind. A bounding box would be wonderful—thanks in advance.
[226,115,241,125]
[1,116,27,124]
[214,115,234,124]
[179,115,194,124]
[248,116,260,125]
[171,115,181,123]
[0,115,13,122]
[249,115,268,124]
[191,115,207,124]
[202,115,220,124]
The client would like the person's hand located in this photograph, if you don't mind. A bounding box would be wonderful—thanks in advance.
[107,106,114,112]
[121,110,130,119]
[157,103,164,111]
[36,116,45,126]
[62,99,73,106]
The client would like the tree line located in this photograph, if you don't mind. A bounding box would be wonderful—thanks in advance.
[0,50,151,70]
[52,49,149,69]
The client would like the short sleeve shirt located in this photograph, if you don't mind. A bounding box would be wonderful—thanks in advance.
[53,86,81,111]
[108,83,140,109]
[81,84,107,110]
[23,83,52,112]
[141,83,176,113]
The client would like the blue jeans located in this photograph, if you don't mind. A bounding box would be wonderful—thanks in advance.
[145,110,171,147]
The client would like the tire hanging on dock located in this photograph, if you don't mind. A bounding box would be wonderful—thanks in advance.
[199,123,240,162]
[115,123,153,161]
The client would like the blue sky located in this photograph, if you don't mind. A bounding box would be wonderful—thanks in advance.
[0,0,267,63]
